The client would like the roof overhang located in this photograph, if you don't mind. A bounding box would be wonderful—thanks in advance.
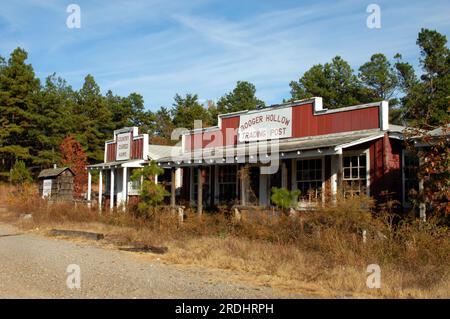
[87,159,147,170]
[156,130,386,168]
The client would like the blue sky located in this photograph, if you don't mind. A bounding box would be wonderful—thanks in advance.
[0,0,449,111]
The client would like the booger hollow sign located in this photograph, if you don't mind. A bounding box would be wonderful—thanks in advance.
[116,132,131,161]
[238,107,292,142]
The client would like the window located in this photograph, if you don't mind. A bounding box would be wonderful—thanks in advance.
[403,151,419,205]
[296,159,323,201]
[343,153,367,197]
[127,168,141,195]
[218,165,237,203]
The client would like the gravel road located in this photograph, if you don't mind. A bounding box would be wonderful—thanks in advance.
[0,223,293,298]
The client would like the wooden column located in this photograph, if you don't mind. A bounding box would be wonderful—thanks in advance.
[337,152,343,196]
[87,169,92,207]
[197,167,203,215]
[170,167,176,208]
[110,168,115,211]
[240,164,247,206]
[98,169,103,213]
[122,166,127,211]
[330,154,339,203]
[418,156,426,221]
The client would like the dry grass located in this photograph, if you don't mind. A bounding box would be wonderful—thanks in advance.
[0,183,449,298]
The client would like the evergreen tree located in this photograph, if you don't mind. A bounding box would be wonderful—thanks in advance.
[9,159,32,185]
[73,74,112,163]
[398,29,450,128]
[0,48,40,175]
[150,106,175,144]
[290,56,372,108]
[171,93,211,130]
[36,74,77,166]
[359,53,402,124]
[216,81,265,115]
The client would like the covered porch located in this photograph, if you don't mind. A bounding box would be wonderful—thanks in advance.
[158,129,384,212]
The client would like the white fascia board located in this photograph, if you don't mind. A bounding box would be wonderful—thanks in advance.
[142,134,149,160]
[380,100,389,131]
[335,133,385,151]
[121,160,146,168]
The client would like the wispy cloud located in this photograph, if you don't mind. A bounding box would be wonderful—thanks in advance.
[0,0,449,109]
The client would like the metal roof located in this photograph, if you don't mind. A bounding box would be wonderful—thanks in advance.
[38,167,74,178]
[156,129,386,166]
[148,145,182,160]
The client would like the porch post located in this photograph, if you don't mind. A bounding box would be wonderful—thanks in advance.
[197,167,203,215]
[87,169,92,208]
[240,164,248,206]
[170,167,176,208]
[419,176,426,222]
[337,152,343,196]
[98,169,103,212]
[281,161,288,189]
[330,155,339,203]
[110,168,115,210]
[259,167,268,207]
[122,166,127,211]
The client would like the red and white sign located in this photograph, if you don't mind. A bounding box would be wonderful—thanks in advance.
[116,132,131,161]
[238,107,292,142]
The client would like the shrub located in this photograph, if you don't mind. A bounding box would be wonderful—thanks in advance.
[270,187,300,212]
[130,160,169,218]
[9,160,32,186]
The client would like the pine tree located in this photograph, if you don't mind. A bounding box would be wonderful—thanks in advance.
[35,74,77,167]
[73,75,112,163]
[290,56,373,108]
[171,93,211,130]
[216,81,265,115]
[0,48,41,176]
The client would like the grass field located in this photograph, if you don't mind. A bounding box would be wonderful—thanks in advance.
[0,183,448,298]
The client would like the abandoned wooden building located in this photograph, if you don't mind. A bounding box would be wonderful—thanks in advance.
[87,97,423,213]
[38,167,75,200]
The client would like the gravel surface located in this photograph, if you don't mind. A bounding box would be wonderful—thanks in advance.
[0,223,296,298]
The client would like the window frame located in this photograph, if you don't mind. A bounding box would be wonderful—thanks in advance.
[342,149,370,197]
[402,149,420,207]
[292,157,325,203]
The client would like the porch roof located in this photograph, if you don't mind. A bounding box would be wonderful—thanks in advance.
[87,159,147,169]
[156,129,386,167]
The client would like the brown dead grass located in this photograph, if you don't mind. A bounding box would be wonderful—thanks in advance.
[0,183,449,298]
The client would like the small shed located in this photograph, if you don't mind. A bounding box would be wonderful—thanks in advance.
[38,167,75,200]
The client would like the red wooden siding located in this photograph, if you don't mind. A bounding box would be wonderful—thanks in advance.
[347,133,402,202]
[292,104,379,137]
[131,138,144,160]
[184,102,381,152]
[106,143,116,162]
[105,138,144,162]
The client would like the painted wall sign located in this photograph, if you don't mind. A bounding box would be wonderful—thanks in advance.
[116,132,132,161]
[238,107,292,142]
[42,179,52,198]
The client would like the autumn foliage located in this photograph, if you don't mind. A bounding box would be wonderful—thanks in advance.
[59,135,87,197]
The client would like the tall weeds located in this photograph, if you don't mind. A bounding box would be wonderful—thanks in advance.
[1,183,448,297]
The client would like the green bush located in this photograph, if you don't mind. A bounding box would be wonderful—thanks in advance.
[9,160,32,185]
[270,187,301,211]
[131,160,170,217]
